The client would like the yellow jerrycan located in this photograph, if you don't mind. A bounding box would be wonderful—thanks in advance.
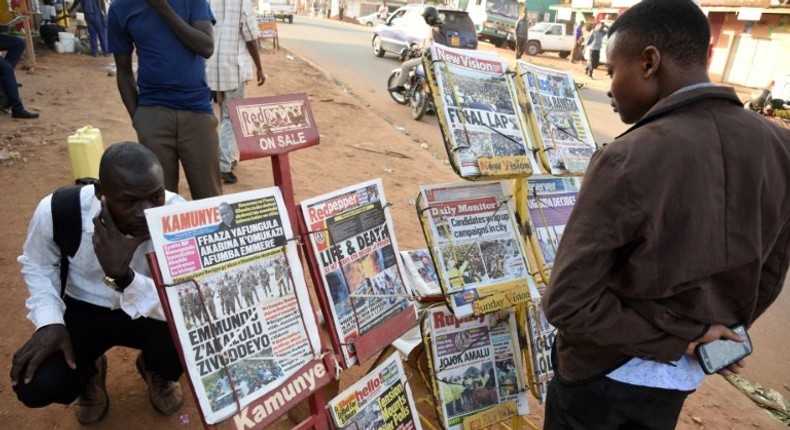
[67,126,104,181]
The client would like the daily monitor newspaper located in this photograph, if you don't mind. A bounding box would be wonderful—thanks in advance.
[424,307,528,430]
[417,181,532,317]
[145,188,323,425]
[300,179,411,366]
[516,61,596,175]
[328,352,422,430]
[428,44,534,178]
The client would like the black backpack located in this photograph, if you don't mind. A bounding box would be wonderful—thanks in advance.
[51,178,97,297]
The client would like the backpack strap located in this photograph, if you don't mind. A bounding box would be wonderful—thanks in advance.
[51,184,88,298]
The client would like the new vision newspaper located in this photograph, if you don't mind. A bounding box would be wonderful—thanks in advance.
[423,306,528,430]
[417,181,533,317]
[428,44,535,179]
[328,352,422,430]
[300,179,411,366]
[145,188,326,426]
[516,61,596,175]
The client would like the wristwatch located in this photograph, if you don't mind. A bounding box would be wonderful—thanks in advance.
[103,268,135,292]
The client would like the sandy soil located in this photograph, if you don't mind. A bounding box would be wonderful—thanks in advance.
[0,44,787,430]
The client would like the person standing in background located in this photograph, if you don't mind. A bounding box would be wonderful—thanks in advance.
[585,21,607,78]
[570,20,584,63]
[338,0,345,22]
[68,0,109,56]
[107,0,223,200]
[206,0,265,185]
[514,11,529,60]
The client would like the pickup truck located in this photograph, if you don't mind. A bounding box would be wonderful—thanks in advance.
[525,22,574,58]
[260,0,294,23]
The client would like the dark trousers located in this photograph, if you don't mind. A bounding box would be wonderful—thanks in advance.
[544,375,690,430]
[587,49,601,76]
[0,56,23,111]
[515,37,527,59]
[13,297,183,408]
[85,10,108,56]
[0,34,25,68]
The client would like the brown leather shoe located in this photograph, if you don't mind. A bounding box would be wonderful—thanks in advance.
[136,353,183,415]
[75,355,109,425]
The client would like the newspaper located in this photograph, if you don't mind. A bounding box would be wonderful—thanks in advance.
[417,181,533,317]
[300,179,411,366]
[399,249,442,300]
[424,306,528,430]
[525,298,555,403]
[145,188,323,425]
[428,44,534,178]
[525,175,581,275]
[329,352,422,430]
[516,61,596,175]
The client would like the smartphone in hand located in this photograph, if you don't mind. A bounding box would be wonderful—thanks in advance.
[696,324,752,375]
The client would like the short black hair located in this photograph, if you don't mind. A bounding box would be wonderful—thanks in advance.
[608,0,710,68]
[98,141,161,182]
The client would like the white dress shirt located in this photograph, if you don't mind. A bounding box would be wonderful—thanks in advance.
[18,185,185,329]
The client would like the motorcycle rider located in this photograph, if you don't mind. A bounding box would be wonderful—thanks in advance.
[388,6,446,94]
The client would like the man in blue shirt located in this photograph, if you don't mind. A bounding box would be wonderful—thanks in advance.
[107,0,222,200]
[68,0,108,56]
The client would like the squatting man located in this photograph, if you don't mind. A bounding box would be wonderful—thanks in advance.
[10,142,186,425]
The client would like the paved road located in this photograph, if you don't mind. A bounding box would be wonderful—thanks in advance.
[276,16,628,153]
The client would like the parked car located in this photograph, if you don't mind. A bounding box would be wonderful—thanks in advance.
[358,12,382,27]
[260,0,294,23]
[526,22,574,58]
[371,5,478,58]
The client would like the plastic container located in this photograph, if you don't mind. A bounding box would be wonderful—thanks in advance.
[67,126,104,181]
[58,32,75,53]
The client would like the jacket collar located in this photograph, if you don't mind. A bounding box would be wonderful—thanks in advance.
[617,86,743,139]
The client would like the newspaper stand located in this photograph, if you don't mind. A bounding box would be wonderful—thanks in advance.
[256,14,279,50]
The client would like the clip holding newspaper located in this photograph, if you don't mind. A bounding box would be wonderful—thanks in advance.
[421,306,529,430]
[145,188,330,428]
[416,181,534,317]
[425,44,538,179]
[300,179,416,368]
[328,352,422,430]
[515,61,597,175]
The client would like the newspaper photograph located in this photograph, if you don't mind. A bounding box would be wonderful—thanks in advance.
[516,61,596,175]
[145,188,323,425]
[418,181,532,317]
[300,179,411,366]
[425,307,528,430]
[525,175,581,273]
[399,249,442,300]
[428,44,533,178]
[329,352,422,430]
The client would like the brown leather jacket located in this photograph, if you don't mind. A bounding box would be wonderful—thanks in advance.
[544,86,790,383]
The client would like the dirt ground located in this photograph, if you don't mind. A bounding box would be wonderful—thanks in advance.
[0,44,787,430]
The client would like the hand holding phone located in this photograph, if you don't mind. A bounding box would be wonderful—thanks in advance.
[695,324,752,375]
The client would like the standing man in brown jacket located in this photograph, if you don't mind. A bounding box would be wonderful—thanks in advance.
[542,1,790,429]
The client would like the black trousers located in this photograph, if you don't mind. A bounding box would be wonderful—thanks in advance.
[14,297,183,408]
[544,375,690,430]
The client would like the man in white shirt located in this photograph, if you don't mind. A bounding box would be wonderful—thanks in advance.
[10,142,186,425]
[206,0,264,185]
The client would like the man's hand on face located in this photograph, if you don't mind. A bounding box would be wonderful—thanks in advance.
[93,197,149,279]
[10,324,75,386]
[685,323,748,375]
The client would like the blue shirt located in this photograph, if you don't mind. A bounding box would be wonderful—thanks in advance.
[107,0,214,113]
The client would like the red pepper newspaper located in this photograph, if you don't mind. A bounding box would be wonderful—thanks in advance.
[516,61,596,175]
[427,44,535,179]
[423,306,529,430]
[300,179,412,366]
[417,181,534,317]
[328,352,422,430]
[145,188,327,427]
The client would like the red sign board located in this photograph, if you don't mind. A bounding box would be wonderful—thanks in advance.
[228,93,320,160]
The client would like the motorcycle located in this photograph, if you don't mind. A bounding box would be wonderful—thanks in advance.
[387,46,434,121]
